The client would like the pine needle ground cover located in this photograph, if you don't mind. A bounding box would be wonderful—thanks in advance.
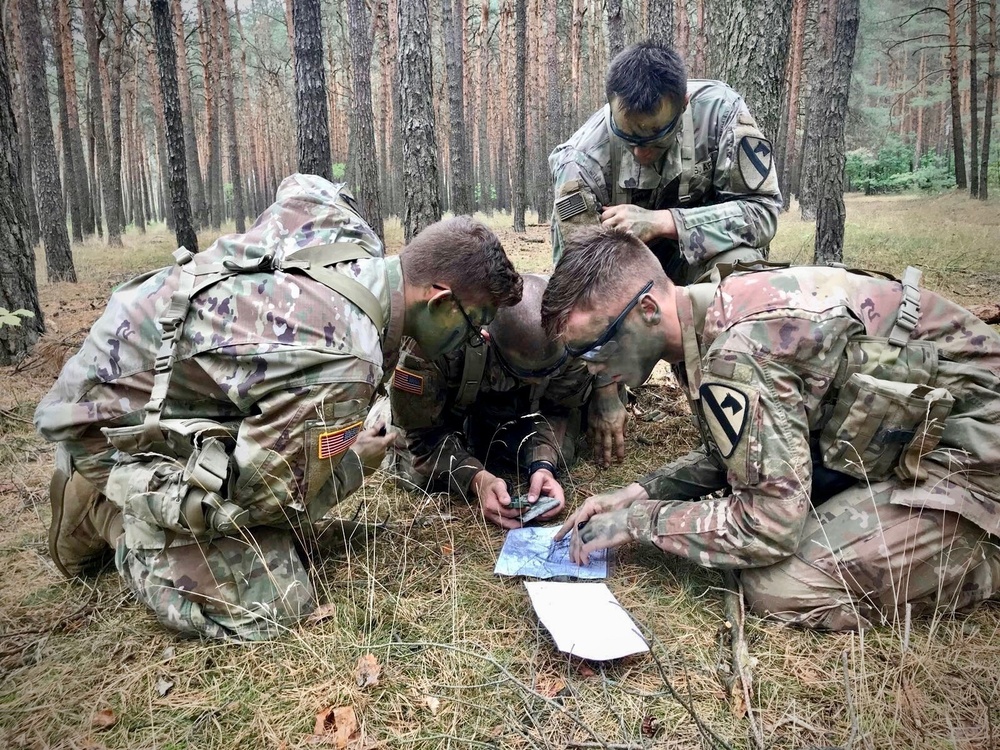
[2,194,999,750]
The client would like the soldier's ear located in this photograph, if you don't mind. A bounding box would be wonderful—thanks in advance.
[639,294,661,325]
[428,284,453,309]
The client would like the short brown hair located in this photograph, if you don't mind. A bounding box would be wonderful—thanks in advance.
[541,225,666,337]
[400,216,522,309]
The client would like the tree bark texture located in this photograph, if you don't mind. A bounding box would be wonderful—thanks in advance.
[18,0,76,282]
[171,0,206,227]
[198,0,223,227]
[542,0,561,217]
[216,0,246,232]
[48,0,83,241]
[442,0,473,215]
[107,0,126,235]
[293,0,332,180]
[969,1,980,197]
[607,0,625,62]
[798,0,831,220]
[705,0,792,142]
[0,18,43,363]
[143,9,175,230]
[397,0,441,242]
[477,0,492,214]
[9,0,41,247]
[82,0,122,245]
[780,0,806,208]
[151,0,199,252]
[346,0,385,239]
[981,0,997,199]
[512,0,526,231]
[947,0,967,189]
[646,0,674,46]
[813,0,859,266]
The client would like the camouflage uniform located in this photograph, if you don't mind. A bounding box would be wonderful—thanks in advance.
[626,266,1000,630]
[35,174,406,640]
[390,342,593,497]
[550,80,781,284]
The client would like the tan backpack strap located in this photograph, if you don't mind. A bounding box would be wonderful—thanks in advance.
[678,105,696,206]
[455,344,487,409]
[889,266,922,347]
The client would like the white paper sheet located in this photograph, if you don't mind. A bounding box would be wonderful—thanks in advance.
[493,525,607,579]
[524,581,649,661]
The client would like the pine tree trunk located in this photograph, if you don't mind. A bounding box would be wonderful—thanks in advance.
[171,0,206,227]
[216,0,245,232]
[398,0,441,241]
[970,1,981,197]
[58,0,94,236]
[0,18,44,364]
[543,0,560,219]
[442,0,473,215]
[570,0,585,126]
[980,0,997,199]
[143,9,175,230]
[607,0,625,61]
[915,48,926,169]
[813,0,859,266]
[780,0,806,209]
[511,0,526,231]
[646,0,674,45]
[293,0,332,180]
[706,0,792,141]
[948,0,968,189]
[799,0,832,220]
[18,0,76,282]
[81,0,122,246]
[9,0,41,247]
[48,0,83,242]
[477,0,492,214]
[197,0,222,227]
[107,0,126,236]
[151,0,199,252]
[345,0,385,238]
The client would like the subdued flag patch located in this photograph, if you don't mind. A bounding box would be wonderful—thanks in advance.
[699,383,749,458]
[318,421,363,459]
[393,368,424,395]
[737,136,773,191]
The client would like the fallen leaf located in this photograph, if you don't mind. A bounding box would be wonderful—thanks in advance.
[440,543,454,556]
[161,646,176,661]
[354,653,381,689]
[313,705,359,748]
[641,715,662,737]
[92,708,116,731]
[307,603,338,625]
[572,660,597,678]
[731,689,747,719]
[155,676,174,697]
[422,695,440,715]
[536,675,566,698]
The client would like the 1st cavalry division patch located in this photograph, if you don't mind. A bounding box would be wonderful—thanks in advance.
[699,383,749,458]
[737,136,773,191]
[393,367,424,395]
[318,421,363,459]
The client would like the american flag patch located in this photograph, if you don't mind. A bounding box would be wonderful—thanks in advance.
[317,421,363,459]
[393,368,424,395]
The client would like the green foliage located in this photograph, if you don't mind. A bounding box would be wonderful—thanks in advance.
[331,162,346,179]
[845,137,955,195]
[0,308,34,329]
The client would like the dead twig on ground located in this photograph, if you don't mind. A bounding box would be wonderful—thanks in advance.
[722,571,764,749]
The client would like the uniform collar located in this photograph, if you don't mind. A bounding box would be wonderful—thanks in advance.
[674,283,716,398]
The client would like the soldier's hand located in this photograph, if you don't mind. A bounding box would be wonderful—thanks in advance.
[555,483,648,543]
[600,204,676,242]
[351,422,397,475]
[472,470,521,530]
[526,469,566,520]
[588,384,627,466]
[570,508,632,565]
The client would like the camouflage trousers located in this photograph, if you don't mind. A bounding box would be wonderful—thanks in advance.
[741,479,1000,631]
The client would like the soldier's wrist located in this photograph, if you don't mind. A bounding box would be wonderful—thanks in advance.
[528,459,558,480]
[626,499,662,543]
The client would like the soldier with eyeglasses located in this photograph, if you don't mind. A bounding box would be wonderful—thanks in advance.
[549,41,782,285]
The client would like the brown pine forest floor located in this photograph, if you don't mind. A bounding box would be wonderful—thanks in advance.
[2,193,1000,750]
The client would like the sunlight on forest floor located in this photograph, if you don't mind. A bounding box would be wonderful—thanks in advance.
[3,192,999,749]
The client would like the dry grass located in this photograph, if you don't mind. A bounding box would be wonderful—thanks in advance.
[2,193,1000,750]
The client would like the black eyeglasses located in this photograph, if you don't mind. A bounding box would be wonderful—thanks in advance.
[453,294,489,348]
[491,340,569,380]
[565,280,654,358]
[609,109,681,147]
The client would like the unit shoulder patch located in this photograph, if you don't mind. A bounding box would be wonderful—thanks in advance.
[318,420,364,459]
[699,383,750,459]
[393,367,424,395]
[737,136,773,191]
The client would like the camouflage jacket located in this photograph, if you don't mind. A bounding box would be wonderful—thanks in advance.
[35,175,404,548]
[629,266,1000,568]
[391,342,593,493]
[549,80,781,268]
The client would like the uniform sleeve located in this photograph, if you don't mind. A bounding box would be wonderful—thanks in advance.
[636,447,729,500]
[672,98,782,268]
[390,349,485,495]
[529,359,593,467]
[233,378,376,526]
[631,344,813,569]
[549,146,607,264]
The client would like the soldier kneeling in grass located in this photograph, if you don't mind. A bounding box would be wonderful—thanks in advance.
[34,174,522,640]
[542,225,1000,631]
